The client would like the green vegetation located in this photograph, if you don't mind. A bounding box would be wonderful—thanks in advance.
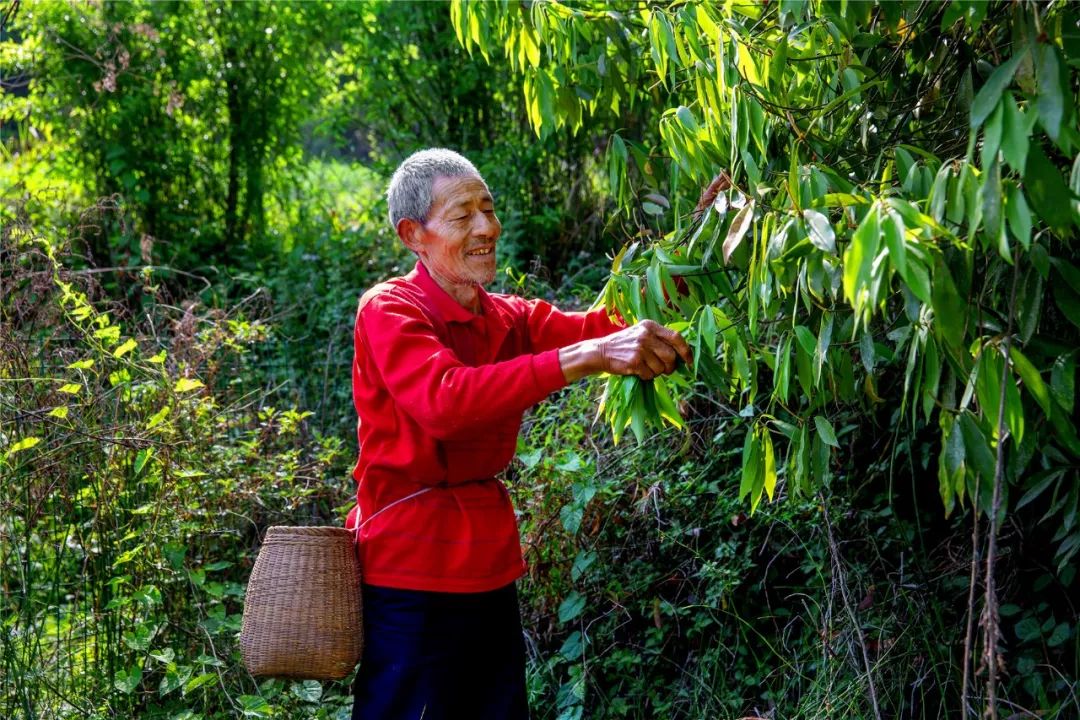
[3,1,1078,719]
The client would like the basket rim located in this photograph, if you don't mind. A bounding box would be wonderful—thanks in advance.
[262,525,352,538]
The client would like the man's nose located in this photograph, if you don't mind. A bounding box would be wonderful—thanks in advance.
[474,212,500,239]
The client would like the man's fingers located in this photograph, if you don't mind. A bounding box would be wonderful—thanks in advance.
[648,325,691,369]
[641,351,667,378]
[649,339,678,373]
[654,325,694,367]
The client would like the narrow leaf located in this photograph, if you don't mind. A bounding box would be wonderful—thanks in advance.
[814,415,840,448]
[803,209,836,254]
[970,49,1028,129]
[723,202,754,264]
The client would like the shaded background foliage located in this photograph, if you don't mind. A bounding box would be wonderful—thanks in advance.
[2,1,1078,719]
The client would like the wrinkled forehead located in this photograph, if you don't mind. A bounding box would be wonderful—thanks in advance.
[430,174,493,212]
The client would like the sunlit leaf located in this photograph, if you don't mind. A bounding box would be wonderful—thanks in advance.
[174,377,205,393]
[722,202,754,264]
[113,338,137,358]
[802,209,835,254]
[4,436,41,459]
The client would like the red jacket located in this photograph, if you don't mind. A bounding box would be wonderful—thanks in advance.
[345,261,621,592]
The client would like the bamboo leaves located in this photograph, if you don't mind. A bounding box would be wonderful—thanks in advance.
[723,201,754,264]
[740,425,776,513]
[452,1,1080,565]
[970,48,1028,129]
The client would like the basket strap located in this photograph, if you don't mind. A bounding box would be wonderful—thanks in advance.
[353,487,434,543]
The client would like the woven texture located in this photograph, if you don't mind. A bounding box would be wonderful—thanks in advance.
[240,526,362,679]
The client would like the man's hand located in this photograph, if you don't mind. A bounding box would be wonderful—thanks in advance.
[559,319,692,383]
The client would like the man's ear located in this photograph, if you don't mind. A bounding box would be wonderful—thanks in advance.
[396,218,423,252]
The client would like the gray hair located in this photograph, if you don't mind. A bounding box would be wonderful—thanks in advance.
[386,148,486,228]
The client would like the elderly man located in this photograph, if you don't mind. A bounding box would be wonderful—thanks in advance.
[345,148,690,720]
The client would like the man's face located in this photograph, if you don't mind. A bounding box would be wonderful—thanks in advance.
[409,174,501,288]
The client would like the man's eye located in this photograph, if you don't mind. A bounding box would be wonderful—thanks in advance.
[452,216,468,222]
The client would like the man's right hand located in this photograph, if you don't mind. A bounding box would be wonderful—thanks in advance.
[595,319,693,380]
[559,319,692,383]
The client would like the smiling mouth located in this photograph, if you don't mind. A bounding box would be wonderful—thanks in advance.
[466,248,494,256]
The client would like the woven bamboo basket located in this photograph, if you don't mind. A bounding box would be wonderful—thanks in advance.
[240,526,362,680]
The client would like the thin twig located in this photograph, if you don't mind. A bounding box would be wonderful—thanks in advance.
[822,496,884,720]
[985,260,1020,720]
[961,467,981,718]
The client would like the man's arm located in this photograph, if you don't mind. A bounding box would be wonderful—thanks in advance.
[514,297,692,383]
[359,293,569,439]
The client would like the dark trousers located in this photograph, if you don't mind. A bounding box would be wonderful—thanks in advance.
[351,582,530,720]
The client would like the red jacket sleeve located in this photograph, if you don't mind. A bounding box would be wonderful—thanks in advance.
[358,292,569,439]
[519,298,625,353]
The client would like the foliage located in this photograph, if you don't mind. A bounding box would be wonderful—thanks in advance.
[319,0,615,274]
[3,1,1079,719]
[0,207,355,719]
[455,0,1080,716]
[511,369,964,719]
[2,0,351,273]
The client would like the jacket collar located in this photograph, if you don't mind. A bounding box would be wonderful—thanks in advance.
[409,260,489,324]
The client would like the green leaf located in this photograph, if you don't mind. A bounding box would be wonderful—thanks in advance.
[1001,92,1031,171]
[932,259,967,349]
[970,48,1028,129]
[1072,154,1080,220]
[958,412,995,505]
[761,428,776,502]
[815,312,834,383]
[675,105,698,132]
[1025,143,1075,237]
[652,377,683,428]
[980,159,1004,257]
[184,672,217,695]
[814,415,840,448]
[114,664,143,694]
[802,209,835,254]
[1017,265,1043,344]
[1051,354,1076,414]
[146,405,171,431]
[740,428,760,502]
[843,204,881,320]
[571,550,596,582]
[113,338,137,358]
[159,666,192,697]
[559,630,585,661]
[4,436,41,459]
[134,448,154,476]
[881,208,907,277]
[642,201,665,216]
[794,324,817,357]
[48,406,69,419]
[174,377,205,393]
[981,100,1004,169]
[1005,184,1032,250]
[1017,470,1062,510]
[238,695,272,718]
[1053,281,1080,330]
[1015,617,1042,642]
[58,383,81,395]
[558,591,586,624]
[1047,622,1071,648]
[1035,44,1065,142]
[290,680,322,703]
[1009,347,1050,416]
